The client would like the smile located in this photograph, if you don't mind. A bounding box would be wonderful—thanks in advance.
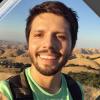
[39,55,57,60]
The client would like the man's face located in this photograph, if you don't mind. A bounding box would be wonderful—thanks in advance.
[28,13,72,76]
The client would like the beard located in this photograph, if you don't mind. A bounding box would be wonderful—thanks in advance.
[31,61,62,76]
[29,50,69,76]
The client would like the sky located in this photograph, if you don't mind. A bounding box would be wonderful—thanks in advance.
[0,0,100,48]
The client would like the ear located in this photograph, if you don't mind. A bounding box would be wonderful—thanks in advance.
[68,49,73,60]
[68,52,72,59]
[69,52,72,56]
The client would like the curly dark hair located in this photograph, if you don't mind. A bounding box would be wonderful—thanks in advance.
[25,1,78,49]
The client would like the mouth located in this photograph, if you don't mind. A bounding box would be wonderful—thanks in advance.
[38,52,60,62]
[36,50,62,65]
[39,55,57,60]
[37,53,60,64]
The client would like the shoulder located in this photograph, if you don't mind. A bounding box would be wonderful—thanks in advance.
[62,73,84,100]
[0,80,9,92]
[0,80,13,100]
[76,81,84,100]
[0,69,29,100]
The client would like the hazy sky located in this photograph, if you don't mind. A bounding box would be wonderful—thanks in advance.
[0,0,100,48]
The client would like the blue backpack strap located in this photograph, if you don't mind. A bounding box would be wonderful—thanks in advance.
[63,73,82,100]
[8,71,33,100]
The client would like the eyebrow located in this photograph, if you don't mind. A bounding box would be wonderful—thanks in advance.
[33,30,68,35]
[53,31,69,35]
[33,30,44,33]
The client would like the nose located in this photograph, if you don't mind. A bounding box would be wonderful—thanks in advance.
[42,34,58,50]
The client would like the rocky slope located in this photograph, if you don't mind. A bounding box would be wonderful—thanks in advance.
[0,40,100,99]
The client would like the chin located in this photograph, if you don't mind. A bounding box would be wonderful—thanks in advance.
[35,63,63,76]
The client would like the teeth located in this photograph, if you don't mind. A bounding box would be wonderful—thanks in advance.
[39,55,56,60]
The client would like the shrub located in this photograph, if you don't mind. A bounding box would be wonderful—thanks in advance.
[68,72,100,88]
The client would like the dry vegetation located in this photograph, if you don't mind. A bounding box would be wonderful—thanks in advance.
[0,40,100,100]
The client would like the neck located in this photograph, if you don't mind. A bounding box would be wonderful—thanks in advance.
[30,65,62,93]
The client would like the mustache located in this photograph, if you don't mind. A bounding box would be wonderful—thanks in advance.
[37,49,62,56]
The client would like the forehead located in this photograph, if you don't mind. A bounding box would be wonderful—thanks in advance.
[30,13,70,32]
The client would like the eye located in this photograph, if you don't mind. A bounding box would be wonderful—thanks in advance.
[33,32,43,38]
[57,35,66,40]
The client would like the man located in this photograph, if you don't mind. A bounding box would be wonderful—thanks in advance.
[0,1,84,100]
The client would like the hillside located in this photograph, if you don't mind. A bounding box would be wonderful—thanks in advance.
[0,40,100,100]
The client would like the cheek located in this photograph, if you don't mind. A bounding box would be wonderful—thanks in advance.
[28,40,37,55]
[29,36,37,48]
[60,41,71,55]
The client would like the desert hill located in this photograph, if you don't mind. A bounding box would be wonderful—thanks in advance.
[0,40,99,72]
[62,58,100,74]
[73,48,100,54]
[0,40,100,100]
[94,58,100,64]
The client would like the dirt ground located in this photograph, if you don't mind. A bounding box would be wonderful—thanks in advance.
[0,72,16,80]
